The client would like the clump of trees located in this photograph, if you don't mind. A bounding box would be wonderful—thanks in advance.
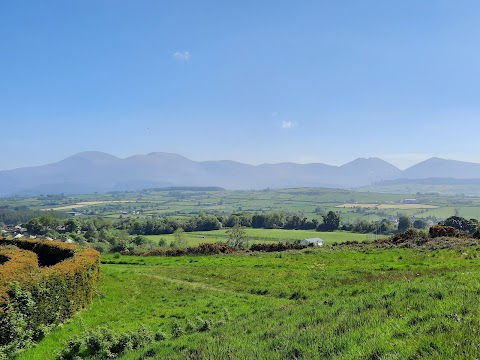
[318,211,340,231]
[0,206,67,226]
[440,216,478,234]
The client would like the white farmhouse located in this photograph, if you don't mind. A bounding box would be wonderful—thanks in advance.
[300,238,324,246]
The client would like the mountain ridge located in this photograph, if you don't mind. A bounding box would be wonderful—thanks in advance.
[2,152,480,195]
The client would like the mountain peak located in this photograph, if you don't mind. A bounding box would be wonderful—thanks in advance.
[66,151,120,162]
[341,157,400,171]
[403,157,480,179]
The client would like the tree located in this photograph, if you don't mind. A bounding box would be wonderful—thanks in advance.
[171,227,187,248]
[413,219,427,229]
[378,219,395,234]
[132,235,149,246]
[158,237,168,247]
[84,223,99,241]
[398,215,411,232]
[226,223,247,248]
[252,214,266,228]
[26,218,43,235]
[442,216,477,234]
[320,211,340,232]
[65,218,80,233]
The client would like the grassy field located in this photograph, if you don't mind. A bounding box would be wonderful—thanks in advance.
[146,229,371,247]
[42,201,138,211]
[4,187,480,225]
[17,243,480,359]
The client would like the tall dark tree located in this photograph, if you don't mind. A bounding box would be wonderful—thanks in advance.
[398,215,411,232]
[412,219,427,229]
[320,211,340,232]
[65,218,80,233]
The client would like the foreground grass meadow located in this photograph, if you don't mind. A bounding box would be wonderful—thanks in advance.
[18,243,480,359]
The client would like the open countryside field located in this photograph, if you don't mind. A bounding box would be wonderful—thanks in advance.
[18,245,480,359]
[5,187,480,225]
[42,200,140,211]
[147,229,371,247]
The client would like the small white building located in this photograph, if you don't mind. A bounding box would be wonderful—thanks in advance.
[402,199,419,204]
[300,238,324,246]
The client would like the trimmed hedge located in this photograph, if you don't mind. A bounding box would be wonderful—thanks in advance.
[0,248,39,305]
[0,237,100,356]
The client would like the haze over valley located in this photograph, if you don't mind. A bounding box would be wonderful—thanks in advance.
[2,151,480,195]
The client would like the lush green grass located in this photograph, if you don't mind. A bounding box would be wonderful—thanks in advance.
[146,229,371,247]
[18,243,480,359]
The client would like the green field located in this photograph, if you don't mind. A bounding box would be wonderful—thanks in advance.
[4,187,480,225]
[146,229,372,247]
[18,244,480,359]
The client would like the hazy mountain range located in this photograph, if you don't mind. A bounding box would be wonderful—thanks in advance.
[2,152,480,195]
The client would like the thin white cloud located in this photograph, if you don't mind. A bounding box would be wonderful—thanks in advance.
[173,51,191,61]
[271,111,278,117]
[281,120,295,129]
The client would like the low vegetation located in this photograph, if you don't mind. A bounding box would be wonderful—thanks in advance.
[15,231,480,359]
[0,238,100,358]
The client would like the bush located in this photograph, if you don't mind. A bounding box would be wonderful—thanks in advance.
[142,243,236,256]
[57,326,155,359]
[0,237,100,356]
[249,242,307,252]
[429,225,459,238]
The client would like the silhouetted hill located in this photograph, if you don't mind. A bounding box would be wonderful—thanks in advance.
[6,153,480,196]
[401,157,480,179]
[0,152,402,195]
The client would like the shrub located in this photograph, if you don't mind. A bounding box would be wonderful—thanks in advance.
[171,321,185,338]
[0,237,100,356]
[249,242,307,252]
[57,326,155,360]
[142,243,236,257]
[429,225,459,238]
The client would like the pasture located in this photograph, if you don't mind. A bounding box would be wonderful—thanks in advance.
[18,243,480,359]
[146,229,370,247]
[42,200,138,211]
[4,187,480,225]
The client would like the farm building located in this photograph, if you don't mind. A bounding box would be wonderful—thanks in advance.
[300,238,324,246]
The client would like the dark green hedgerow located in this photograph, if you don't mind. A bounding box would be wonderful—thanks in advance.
[0,237,100,357]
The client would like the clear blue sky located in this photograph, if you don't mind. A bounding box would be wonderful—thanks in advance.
[1,1,480,170]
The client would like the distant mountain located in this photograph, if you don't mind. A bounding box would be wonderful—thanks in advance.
[401,157,480,179]
[4,152,480,196]
[0,152,402,195]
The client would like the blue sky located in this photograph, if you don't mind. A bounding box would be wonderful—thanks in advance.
[1,1,480,170]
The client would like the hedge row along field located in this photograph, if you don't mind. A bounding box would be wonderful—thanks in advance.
[0,237,100,357]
